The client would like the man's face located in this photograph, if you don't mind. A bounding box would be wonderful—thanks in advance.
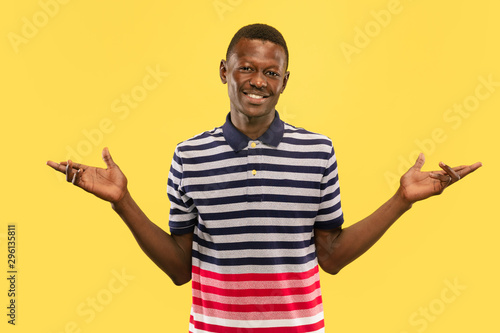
[220,38,290,120]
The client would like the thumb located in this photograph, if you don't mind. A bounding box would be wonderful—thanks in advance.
[102,147,117,169]
[412,153,425,172]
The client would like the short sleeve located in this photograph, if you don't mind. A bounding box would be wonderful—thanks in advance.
[314,144,344,230]
[167,146,198,235]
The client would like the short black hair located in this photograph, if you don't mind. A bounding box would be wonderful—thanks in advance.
[226,23,289,69]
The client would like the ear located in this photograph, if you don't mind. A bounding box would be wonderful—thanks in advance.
[280,71,290,94]
[219,59,228,84]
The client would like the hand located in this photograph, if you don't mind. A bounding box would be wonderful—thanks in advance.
[46,147,128,203]
[398,153,482,204]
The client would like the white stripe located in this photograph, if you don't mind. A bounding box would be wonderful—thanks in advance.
[195,200,320,214]
[191,310,324,329]
[194,243,316,260]
[180,142,233,158]
[182,169,325,186]
[191,258,319,275]
[187,185,322,198]
[184,155,331,172]
[315,210,343,222]
[197,216,317,229]
[195,229,314,244]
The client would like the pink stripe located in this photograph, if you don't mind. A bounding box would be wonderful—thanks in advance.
[192,270,320,290]
[193,295,322,313]
[192,279,320,298]
[191,302,324,321]
[192,265,319,282]
[192,286,322,305]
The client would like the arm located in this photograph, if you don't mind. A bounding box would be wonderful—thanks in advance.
[315,153,482,275]
[111,191,193,286]
[47,148,192,286]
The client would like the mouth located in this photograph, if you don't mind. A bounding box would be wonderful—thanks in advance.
[243,92,269,103]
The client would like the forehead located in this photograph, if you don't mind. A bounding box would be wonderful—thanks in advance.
[228,38,287,68]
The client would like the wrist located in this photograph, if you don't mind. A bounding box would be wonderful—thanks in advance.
[394,187,414,213]
[111,190,132,214]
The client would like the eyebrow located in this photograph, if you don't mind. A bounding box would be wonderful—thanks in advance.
[237,58,283,70]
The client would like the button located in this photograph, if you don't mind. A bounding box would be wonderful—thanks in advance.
[251,142,256,148]
[252,169,257,176]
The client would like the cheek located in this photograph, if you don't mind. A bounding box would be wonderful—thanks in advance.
[228,75,240,89]
[272,81,284,94]
[228,80,239,95]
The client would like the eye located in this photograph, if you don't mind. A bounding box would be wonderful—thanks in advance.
[239,66,252,72]
[266,71,280,77]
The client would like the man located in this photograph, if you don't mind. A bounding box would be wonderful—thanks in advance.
[47,24,481,332]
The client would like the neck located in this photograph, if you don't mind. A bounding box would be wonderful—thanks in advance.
[229,110,275,140]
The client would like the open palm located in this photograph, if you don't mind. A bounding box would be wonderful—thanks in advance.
[399,153,482,204]
[47,148,128,203]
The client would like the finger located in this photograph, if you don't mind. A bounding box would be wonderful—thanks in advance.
[442,162,483,180]
[412,153,426,171]
[455,162,483,179]
[102,147,117,169]
[439,162,461,182]
[66,160,74,182]
[70,161,83,170]
[430,173,453,191]
[430,173,452,183]
[46,160,67,173]
[58,160,88,170]
[72,168,83,185]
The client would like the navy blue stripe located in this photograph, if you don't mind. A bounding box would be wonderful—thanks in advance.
[178,140,229,153]
[323,159,338,177]
[320,187,341,204]
[320,173,339,191]
[200,209,318,221]
[185,178,321,193]
[259,148,330,160]
[182,163,324,178]
[176,130,223,147]
[318,201,342,216]
[169,167,183,182]
[197,223,314,235]
[169,220,197,235]
[181,151,245,165]
[194,194,321,206]
[180,149,331,166]
[314,216,344,230]
[281,136,331,146]
[193,234,314,251]
[192,250,316,266]
[182,164,246,178]
[167,192,186,207]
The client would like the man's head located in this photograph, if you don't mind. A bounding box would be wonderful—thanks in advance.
[220,24,290,125]
[226,23,289,70]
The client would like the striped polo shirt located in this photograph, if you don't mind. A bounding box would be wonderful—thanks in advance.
[167,111,344,332]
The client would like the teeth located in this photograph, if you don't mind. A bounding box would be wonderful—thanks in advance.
[247,94,264,99]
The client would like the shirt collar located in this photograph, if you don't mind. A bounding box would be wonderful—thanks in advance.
[222,111,285,152]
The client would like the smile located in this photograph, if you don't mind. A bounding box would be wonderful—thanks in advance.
[243,92,269,103]
[247,93,264,99]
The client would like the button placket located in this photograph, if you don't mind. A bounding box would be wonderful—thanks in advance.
[247,141,263,202]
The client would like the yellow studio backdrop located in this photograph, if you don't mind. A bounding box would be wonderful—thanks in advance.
[0,0,497,332]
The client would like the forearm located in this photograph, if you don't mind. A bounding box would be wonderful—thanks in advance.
[111,191,192,285]
[317,188,412,274]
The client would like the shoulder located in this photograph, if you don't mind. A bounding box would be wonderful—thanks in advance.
[174,126,226,153]
[281,122,334,153]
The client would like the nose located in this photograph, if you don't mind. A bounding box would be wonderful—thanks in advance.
[249,72,267,89]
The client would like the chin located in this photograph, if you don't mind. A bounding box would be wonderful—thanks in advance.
[239,106,275,119]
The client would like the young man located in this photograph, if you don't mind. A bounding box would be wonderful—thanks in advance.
[47,24,481,332]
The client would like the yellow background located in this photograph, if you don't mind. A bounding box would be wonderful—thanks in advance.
[1,0,498,332]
